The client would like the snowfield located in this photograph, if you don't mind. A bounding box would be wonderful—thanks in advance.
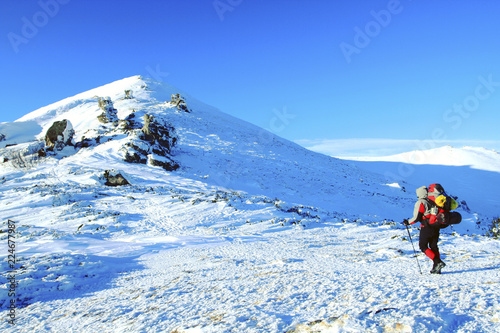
[1,76,499,332]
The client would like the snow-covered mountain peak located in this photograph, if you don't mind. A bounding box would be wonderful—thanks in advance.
[14,76,185,139]
[1,76,400,219]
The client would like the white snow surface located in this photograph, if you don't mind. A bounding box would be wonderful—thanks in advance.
[342,145,500,173]
[0,121,42,148]
[1,76,499,332]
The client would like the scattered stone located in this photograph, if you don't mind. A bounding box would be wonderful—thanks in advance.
[148,154,179,171]
[37,149,46,157]
[75,137,97,149]
[97,97,118,123]
[170,93,190,112]
[123,150,147,164]
[103,170,130,186]
[119,112,141,131]
[285,316,343,333]
[124,90,133,99]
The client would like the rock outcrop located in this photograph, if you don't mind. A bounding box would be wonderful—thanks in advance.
[97,97,118,123]
[141,114,177,153]
[118,111,141,132]
[121,114,179,171]
[45,119,74,151]
[170,94,190,112]
[103,170,130,186]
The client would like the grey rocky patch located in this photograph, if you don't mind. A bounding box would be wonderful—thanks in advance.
[123,150,147,164]
[119,111,141,132]
[119,114,179,171]
[124,90,133,99]
[170,93,190,112]
[97,97,118,123]
[141,114,177,153]
[148,154,179,171]
[1,141,45,168]
[75,136,98,149]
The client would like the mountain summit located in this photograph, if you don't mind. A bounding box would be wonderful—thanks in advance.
[1,75,406,219]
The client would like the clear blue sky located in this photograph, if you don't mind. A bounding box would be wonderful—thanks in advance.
[2,0,500,156]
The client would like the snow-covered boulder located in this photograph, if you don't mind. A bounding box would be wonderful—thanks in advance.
[103,170,130,186]
[45,119,74,151]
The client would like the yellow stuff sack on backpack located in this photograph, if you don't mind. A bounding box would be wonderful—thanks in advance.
[435,194,458,210]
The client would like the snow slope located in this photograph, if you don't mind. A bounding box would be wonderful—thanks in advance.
[338,146,500,221]
[1,76,499,332]
[0,121,42,149]
[343,145,500,172]
[2,75,421,221]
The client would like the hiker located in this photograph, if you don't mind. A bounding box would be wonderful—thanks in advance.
[403,185,460,274]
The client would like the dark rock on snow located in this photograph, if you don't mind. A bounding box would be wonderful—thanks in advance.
[45,119,74,151]
[104,170,130,186]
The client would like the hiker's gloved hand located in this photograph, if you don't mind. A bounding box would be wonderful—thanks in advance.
[403,219,410,226]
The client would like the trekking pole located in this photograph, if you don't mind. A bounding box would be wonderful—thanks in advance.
[405,223,422,275]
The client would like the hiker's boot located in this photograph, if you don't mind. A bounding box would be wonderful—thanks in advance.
[430,261,446,274]
[430,258,440,273]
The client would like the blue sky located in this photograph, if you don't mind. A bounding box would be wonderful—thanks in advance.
[2,0,500,156]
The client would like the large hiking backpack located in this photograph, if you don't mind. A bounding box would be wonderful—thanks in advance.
[426,183,461,228]
[427,183,458,211]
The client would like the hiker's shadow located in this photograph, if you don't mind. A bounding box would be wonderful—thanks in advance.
[443,264,500,275]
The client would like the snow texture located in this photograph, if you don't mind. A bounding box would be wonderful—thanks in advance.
[1,76,499,332]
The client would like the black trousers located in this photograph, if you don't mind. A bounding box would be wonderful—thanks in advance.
[419,226,441,257]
